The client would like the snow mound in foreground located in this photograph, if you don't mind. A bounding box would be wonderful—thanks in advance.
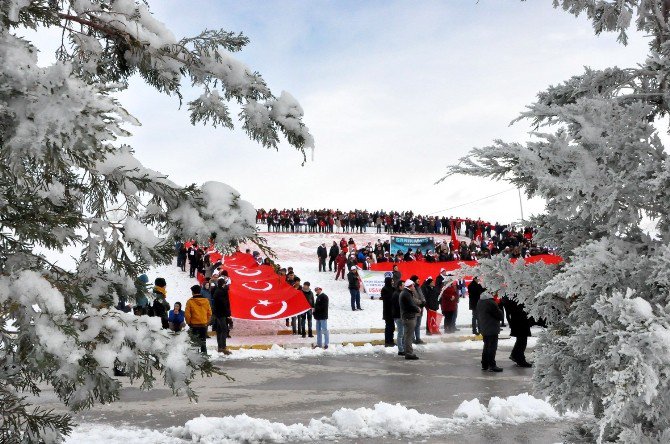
[66,394,577,443]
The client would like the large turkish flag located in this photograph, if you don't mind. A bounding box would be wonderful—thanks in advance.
[220,253,311,321]
[370,254,562,283]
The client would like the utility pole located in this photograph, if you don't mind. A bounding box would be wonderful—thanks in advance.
[518,188,524,223]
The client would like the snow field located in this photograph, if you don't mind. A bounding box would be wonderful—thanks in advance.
[65,392,575,443]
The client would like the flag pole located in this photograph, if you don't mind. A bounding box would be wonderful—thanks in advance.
[518,188,524,222]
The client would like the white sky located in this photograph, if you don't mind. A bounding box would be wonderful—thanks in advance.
[26,1,651,224]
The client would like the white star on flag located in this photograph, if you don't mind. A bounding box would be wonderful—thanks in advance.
[257,300,271,306]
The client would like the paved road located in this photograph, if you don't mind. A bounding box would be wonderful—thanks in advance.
[42,346,571,443]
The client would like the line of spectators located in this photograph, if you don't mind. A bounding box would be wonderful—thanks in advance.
[257,208,530,237]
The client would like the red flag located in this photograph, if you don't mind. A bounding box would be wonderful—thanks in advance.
[426,309,443,334]
[370,254,562,283]
[219,253,312,321]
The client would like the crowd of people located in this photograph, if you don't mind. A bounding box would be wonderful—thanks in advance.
[315,227,543,367]
[113,223,538,371]
[374,271,533,368]
[318,228,548,278]
[256,208,534,238]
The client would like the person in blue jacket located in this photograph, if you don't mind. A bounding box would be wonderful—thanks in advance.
[168,302,186,332]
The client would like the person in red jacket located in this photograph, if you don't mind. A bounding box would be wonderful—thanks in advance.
[335,251,347,280]
[440,280,460,333]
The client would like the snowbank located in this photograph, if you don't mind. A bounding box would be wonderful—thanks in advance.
[66,393,577,443]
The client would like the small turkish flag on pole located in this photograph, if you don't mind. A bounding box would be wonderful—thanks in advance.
[426,309,443,335]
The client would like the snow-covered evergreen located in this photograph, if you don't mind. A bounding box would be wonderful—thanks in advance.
[445,1,670,442]
[0,1,312,442]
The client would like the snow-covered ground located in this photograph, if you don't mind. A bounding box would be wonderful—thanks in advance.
[65,392,577,443]
[210,336,539,361]
[150,230,476,337]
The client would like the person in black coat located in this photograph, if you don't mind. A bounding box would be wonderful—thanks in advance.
[502,295,532,367]
[313,287,329,348]
[476,292,504,372]
[212,278,231,354]
[421,278,438,335]
[317,243,328,272]
[328,242,339,272]
[467,277,486,335]
[380,277,395,346]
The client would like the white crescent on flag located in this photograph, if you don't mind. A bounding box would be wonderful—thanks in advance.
[234,268,263,277]
[242,281,273,291]
[250,300,288,319]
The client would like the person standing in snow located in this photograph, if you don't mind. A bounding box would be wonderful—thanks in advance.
[380,276,395,347]
[167,302,186,332]
[298,281,315,338]
[502,295,533,367]
[476,290,504,372]
[185,284,212,355]
[188,244,199,278]
[391,264,402,288]
[317,243,328,272]
[440,279,459,333]
[335,251,347,280]
[328,241,339,272]
[468,277,486,335]
[392,280,405,355]
[409,275,426,344]
[347,266,362,311]
[177,243,187,272]
[422,277,438,335]
[152,277,170,329]
[400,279,421,360]
[133,273,150,316]
[313,287,329,349]
[212,277,232,355]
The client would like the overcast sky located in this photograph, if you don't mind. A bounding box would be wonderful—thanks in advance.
[35,1,651,223]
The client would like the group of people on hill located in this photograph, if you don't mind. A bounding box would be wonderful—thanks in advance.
[257,208,530,238]
[319,230,548,280]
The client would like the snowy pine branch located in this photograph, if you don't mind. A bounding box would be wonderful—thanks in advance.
[444,1,670,441]
[1,1,311,441]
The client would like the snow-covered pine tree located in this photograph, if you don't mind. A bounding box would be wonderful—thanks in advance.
[0,1,313,442]
[444,1,670,442]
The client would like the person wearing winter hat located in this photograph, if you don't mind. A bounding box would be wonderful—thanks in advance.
[476,290,504,372]
[347,266,362,311]
[435,268,449,294]
[399,279,421,360]
[152,277,170,328]
[185,284,212,355]
[134,274,150,316]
